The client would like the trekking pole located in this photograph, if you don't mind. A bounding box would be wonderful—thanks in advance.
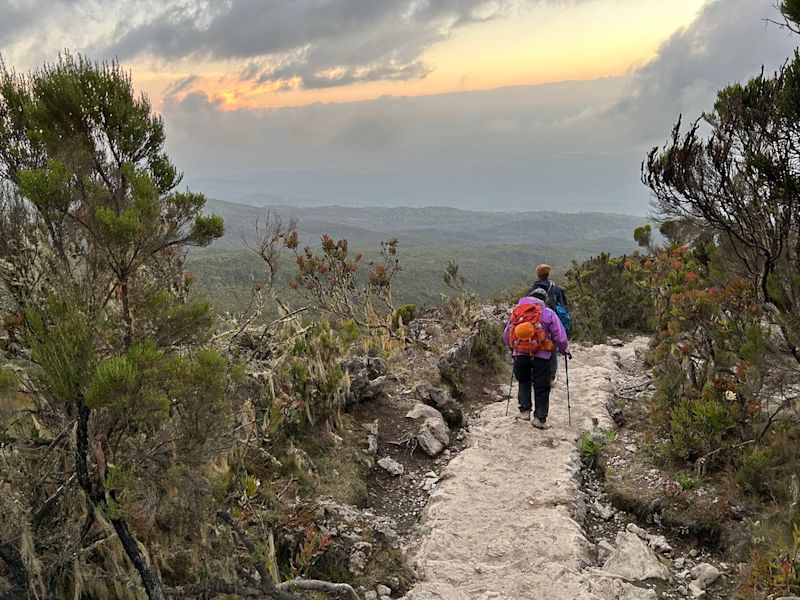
[505,368,514,416]
[564,352,572,427]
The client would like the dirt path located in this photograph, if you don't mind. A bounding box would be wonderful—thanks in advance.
[402,339,648,600]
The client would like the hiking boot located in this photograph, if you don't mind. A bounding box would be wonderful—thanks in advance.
[517,410,531,421]
[532,417,551,430]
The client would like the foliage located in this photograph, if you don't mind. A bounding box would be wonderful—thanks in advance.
[563,251,654,342]
[0,54,231,600]
[440,260,477,327]
[675,473,697,491]
[289,526,333,579]
[643,55,800,365]
[741,523,800,598]
[471,321,508,375]
[392,303,416,330]
[638,5,800,591]
[288,232,402,340]
[578,429,618,468]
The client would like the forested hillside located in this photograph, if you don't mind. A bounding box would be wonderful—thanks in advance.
[191,200,644,312]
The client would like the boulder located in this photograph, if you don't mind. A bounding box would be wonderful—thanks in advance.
[406,403,444,421]
[415,383,465,427]
[377,457,404,476]
[602,531,671,582]
[417,416,450,456]
[592,500,614,521]
[437,332,477,378]
[349,541,372,575]
[342,357,388,406]
[406,403,450,455]
[690,563,721,589]
[365,420,379,456]
[583,573,658,600]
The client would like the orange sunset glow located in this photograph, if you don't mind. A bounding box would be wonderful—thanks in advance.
[128,0,705,111]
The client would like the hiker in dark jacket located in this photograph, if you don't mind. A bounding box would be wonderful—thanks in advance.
[502,288,569,429]
[527,263,568,383]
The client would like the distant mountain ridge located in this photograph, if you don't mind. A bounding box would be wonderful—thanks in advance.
[204,198,647,251]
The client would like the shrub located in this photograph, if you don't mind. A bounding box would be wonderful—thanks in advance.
[471,322,507,375]
[675,473,697,491]
[392,304,416,330]
[579,428,618,468]
[564,252,654,343]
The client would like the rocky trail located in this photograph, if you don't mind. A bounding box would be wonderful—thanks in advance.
[397,337,730,600]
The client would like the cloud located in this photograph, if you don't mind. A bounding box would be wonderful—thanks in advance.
[162,0,800,215]
[604,0,797,144]
[98,0,588,89]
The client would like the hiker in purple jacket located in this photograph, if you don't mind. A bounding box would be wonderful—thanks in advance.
[503,288,569,429]
[527,263,569,384]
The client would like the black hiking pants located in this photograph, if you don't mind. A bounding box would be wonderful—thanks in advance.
[513,355,552,422]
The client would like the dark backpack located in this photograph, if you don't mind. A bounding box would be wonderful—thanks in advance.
[532,282,573,333]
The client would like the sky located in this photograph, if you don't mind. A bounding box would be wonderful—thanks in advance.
[1,0,798,215]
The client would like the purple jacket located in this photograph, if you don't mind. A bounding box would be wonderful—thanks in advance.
[503,296,569,359]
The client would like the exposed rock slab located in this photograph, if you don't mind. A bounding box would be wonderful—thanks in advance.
[403,338,650,599]
[601,531,671,582]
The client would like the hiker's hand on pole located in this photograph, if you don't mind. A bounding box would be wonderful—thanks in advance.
[566,351,572,360]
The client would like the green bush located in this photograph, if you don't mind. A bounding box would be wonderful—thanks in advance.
[578,428,618,468]
[564,252,654,343]
[471,322,507,375]
[392,304,416,330]
[675,473,697,491]
[666,395,735,463]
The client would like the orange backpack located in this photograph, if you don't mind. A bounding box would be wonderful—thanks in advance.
[508,303,553,355]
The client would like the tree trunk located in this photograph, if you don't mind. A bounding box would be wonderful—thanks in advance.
[121,278,133,349]
[75,400,167,600]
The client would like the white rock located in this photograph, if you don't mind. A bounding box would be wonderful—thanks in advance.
[688,581,706,599]
[597,539,614,562]
[625,444,637,453]
[620,583,657,600]
[417,416,450,457]
[690,563,721,589]
[602,531,671,582]
[625,523,650,541]
[592,500,615,521]
[376,584,392,596]
[406,403,443,421]
[365,592,378,600]
[378,457,405,476]
[648,534,672,555]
